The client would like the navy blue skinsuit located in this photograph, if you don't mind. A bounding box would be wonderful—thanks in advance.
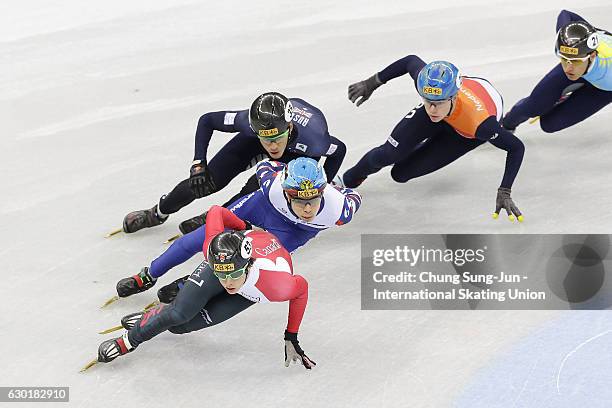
[344,55,524,189]
[158,98,347,214]
[502,10,612,132]
[128,261,254,347]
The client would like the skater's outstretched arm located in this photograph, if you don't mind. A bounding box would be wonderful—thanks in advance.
[476,117,525,189]
[348,55,427,106]
[193,110,247,162]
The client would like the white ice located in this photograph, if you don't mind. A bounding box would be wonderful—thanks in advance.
[1,1,611,407]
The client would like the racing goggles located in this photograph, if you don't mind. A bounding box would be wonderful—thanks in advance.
[557,52,590,65]
[285,187,323,207]
[212,264,248,280]
[257,129,290,143]
[289,195,322,208]
[421,97,451,106]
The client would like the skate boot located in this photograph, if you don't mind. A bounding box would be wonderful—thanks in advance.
[97,332,135,363]
[178,211,208,235]
[120,311,144,330]
[116,267,157,298]
[157,275,190,304]
[123,204,167,233]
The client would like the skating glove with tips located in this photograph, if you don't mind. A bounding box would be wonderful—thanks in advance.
[348,74,383,106]
[284,331,316,370]
[189,161,216,198]
[493,187,523,222]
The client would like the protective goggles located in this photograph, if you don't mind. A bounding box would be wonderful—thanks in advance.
[257,129,290,143]
[421,97,452,106]
[557,52,590,65]
[212,264,248,280]
[289,195,322,208]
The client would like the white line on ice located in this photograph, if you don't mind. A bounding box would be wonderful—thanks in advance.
[555,329,612,395]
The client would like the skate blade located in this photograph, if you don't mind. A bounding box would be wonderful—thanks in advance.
[528,116,540,124]
[98,325,123,335]
[100,296,119,308]
[144,301,159,311]
[98,301,158,334]
[105,228,123,238]
[164,234,181,244]
[80,358,98,372]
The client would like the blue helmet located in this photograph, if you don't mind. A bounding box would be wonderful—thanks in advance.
[416,61,462,101]
[281,157,327,199]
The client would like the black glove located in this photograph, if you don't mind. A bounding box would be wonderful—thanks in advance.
[189,161,216,198]
[116,267,156,297]
[493,187,523,222]
[348,74,383,107]
[157,274,189,304]
[284,331,316,370]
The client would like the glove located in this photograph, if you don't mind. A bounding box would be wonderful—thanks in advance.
[189,161,216,198]
[116,267,157,297]
[157,274,189,304]
[493,187,524,222]
[348,74,383,107]
[284,331,316,370]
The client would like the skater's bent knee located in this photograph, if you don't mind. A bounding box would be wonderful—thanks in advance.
[539,118,561,134]
[168,325,191,335]
[390,168,410,183]
[165,306,193,326]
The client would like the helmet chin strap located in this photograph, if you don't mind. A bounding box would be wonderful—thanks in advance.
[287,123,297,145]
[583,52,595,75]
[446,97,455,118]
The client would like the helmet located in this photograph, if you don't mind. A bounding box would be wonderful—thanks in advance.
[249,92,293,138]
[281,157,327,199]
[207,230,253,275]
[556,21,598,58]
[416,61,462,101]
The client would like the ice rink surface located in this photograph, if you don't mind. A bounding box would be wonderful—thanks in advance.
[1,0,611,406]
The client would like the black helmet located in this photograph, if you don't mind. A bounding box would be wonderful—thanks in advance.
[249,92,293,138]
[556,21,599,58]
[207,230,252,274]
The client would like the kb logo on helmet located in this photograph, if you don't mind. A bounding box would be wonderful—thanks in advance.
[297,189,319,199]
[214,263,235,272]
[258,128,280,137]
[423,87,442,96]
[560,46,579,55]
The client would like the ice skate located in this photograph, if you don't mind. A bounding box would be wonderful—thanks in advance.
[123,204,167,233]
